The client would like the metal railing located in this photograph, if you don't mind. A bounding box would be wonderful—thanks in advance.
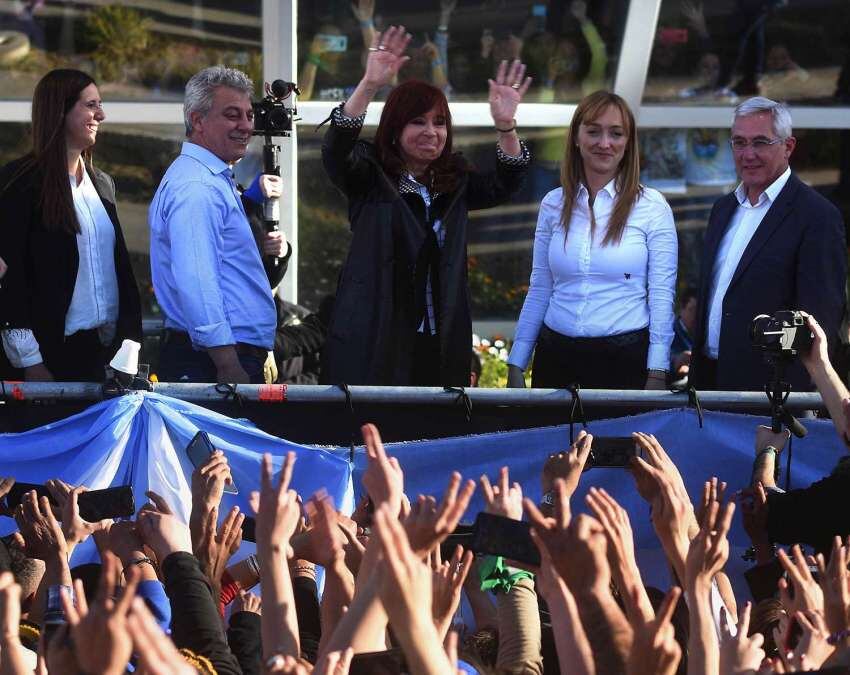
[0,381,825,413]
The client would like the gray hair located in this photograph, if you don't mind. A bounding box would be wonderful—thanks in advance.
[732,96,793,138]
[184,66,254,136]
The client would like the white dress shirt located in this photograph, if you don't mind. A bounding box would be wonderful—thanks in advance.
[704,167,791,359]
[1,167,119,368]
[508,180,678,371]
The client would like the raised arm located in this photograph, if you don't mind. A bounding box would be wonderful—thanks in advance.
[488,59,530,158]
[684,497,735,675]
[525,486,633,674]
[344,25,412,118]
[250,451,301,664]
[802,314,850,447]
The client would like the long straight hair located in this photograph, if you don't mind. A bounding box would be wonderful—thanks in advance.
[373,80,465,194]
[19,69,97,234]
[559,91,641,246]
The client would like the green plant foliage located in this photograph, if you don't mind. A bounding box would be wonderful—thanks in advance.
[86,5,152,82]
[479,349,508,387]
[467,255,529,317]
[474,338,531,388]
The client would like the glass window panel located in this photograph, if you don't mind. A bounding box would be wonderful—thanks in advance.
[0,2,261,101]
[643,0,850,105]
[295,0,627,103]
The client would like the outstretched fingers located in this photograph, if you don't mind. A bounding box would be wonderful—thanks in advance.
[575,432,594,465]
[523,497,550,531]
[439,473,474,528]
[279,451,296,494]
[479,473,494,504]
[737,600,753,638]
[652,586,682,631]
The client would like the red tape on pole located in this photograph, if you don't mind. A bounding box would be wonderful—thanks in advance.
[258,384,287,403]
[1,381,25,401]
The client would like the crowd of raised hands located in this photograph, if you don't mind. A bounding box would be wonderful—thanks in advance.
[0,416,849,674]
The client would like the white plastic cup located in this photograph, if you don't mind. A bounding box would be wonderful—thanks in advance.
[109,339,141,376]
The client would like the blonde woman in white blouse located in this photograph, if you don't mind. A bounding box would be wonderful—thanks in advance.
[507,91,678,390]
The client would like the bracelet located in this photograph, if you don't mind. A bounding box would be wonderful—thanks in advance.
[827,628,850,645]
[756,445,778,459]
[307,54,322,67]
[123,557,154,576]
[292,565,316,575]
[495,120,517,133]
[360,19,374,28]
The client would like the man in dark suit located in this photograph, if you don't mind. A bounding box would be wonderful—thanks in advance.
[692,96,846,392]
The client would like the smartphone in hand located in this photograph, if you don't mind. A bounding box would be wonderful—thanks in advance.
[186,430,238,495]
[469,512,540,567]
[5,483,135,522]
[586,437,640,469]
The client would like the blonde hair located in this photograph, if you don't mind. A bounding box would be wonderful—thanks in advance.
[559,90,642,246]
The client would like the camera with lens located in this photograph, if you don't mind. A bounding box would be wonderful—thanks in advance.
[750,310,814,357]
[252,79,299,137]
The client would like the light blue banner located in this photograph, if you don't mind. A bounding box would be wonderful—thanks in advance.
[0,392,353,562]
[2,397,844,600]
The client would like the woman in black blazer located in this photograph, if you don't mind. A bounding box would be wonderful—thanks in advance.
[0,69,141,382]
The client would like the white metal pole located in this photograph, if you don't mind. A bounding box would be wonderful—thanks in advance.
[612,0,663,117]
[262,0,299,304]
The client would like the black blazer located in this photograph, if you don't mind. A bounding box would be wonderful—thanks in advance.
[0,156,142,377]
[319,122,527,386]
[692,172,846,391]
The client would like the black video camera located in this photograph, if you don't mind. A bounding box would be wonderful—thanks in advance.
[252,79,299,137]
[750,310,814,357]
[751,310,813,442]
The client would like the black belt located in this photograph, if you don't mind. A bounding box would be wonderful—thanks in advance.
[541,324,648,347]
[161,329,267,360]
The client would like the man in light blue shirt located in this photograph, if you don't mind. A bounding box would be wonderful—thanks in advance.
[150,66,277,383]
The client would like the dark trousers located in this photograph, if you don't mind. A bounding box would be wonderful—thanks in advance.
[158,333,265,384]
[410,331,441,386]
[531,324,649,390]
[48,328,111,382]
[692,354,718,390]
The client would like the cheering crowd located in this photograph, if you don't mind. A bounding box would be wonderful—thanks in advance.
[0,312,844,674]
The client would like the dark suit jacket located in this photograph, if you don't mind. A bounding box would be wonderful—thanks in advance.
[319,122,527,386]
[0,156,142,378]
[692,172,846,391]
